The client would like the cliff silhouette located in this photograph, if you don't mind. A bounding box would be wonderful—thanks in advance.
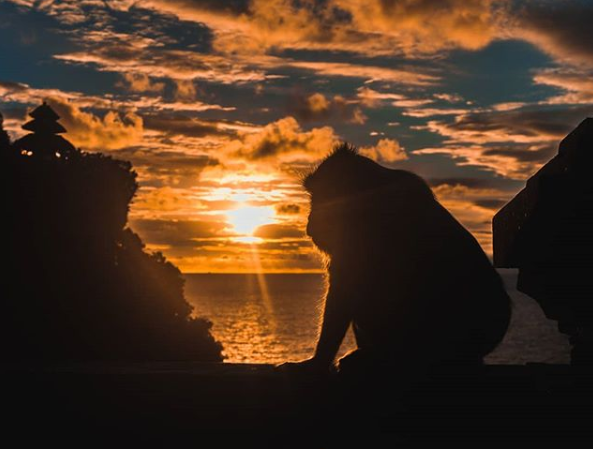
[1,105,222,361]
[494,117,593,366]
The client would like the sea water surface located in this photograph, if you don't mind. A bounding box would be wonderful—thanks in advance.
[185,270,570,364]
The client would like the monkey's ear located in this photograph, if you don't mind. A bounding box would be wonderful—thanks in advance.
[302,141,359,192]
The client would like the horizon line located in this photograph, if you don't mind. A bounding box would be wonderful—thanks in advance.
[182,271,326,275]
[182,268,517,275]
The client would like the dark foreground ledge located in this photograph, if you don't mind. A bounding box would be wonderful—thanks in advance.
[2,363,593,442]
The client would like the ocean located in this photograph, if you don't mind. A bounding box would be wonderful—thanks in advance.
[184,270,570,365]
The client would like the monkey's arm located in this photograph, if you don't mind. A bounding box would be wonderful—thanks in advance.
[313,285,352,366]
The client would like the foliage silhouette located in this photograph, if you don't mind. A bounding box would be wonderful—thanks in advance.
[3,105,222,361]
[0,112,10,152]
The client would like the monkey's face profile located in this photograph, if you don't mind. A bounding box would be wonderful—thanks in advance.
[303,144,365,255]
[306,194,345,254]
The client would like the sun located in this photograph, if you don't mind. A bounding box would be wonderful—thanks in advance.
[226,204,275,236]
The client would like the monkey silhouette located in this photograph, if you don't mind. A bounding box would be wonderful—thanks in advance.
[281,143,511,385]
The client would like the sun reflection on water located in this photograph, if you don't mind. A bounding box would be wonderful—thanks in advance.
[185,273,356,364]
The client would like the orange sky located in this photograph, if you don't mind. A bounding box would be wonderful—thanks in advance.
[2,0,593,272]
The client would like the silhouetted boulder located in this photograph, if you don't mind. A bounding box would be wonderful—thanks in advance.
[3,104,223,362]
[493,118,593,365]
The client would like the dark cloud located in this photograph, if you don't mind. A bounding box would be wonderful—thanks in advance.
[116,148,219,169]
[0,80,27,92]
[420,104,593,185]
[289,92,366,124]
[56,40,267,84]
[427,177,494,189]
[131,218,228,247]
[256,240,315,252]
[419,104,593,179]
[143,0,249,16]
[437,105,593,141]
[142,114,231,138]
[253,224,306,239]
[473,198,507,210]
[0,105,27,121]
[482,144,556,164]
[114,148,219,187]
[276,203,302,215]
[518,2,593,67]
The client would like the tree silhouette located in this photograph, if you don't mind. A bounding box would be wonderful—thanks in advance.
[3,104,222,362]
[0,112,10,152]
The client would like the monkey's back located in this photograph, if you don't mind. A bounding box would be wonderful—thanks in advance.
[347,198,511,365]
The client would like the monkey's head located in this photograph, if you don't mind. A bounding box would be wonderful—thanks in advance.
[303,143,434,255]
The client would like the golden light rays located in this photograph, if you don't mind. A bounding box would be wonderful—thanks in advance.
[226,204,276,236]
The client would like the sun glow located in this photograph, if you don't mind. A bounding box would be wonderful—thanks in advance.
[226,204,276,236]
[233,236,264,244]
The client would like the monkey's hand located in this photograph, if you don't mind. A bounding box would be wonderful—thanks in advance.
[275,357,336,376]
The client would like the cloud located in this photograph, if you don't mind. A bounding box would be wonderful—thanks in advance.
[175,79,198,101]
[132,97,235,113]
[18,2,440,88]
[119,73,165,93]
[534,68,593,104]
[230,116,339,162]
[433,93,465,103]
[138,0,502,57]
[359,138,407,164]
[415,104,593,178]
[304,93,330,115]
[357,87,406,108]
[335,0,502,55]
[512,2,593,68]
[115,146,220,188]
[286,61,439,85]
[0,80,28,95]
[55,48,268,85]
[0,77,231,125]
[473,198,507,210]
[403,107,473,118]
[131,186,200,218]
[291,92,366,124]
[44,97,143,151]
[253,224,305,239]
[142,115,231,138]
[356,87,443,116]
[13,0,593,75]
[422,105,593,145]
[427,177,498,189]
[417,144,556,179]
[131,218,230,247]
[0,80,109,112]
[137,0,249,20]
[276,203,302,215]
[140,0,349,55]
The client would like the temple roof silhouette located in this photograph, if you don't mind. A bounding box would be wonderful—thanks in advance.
[22,101,67,134]
[13,101,75,158]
